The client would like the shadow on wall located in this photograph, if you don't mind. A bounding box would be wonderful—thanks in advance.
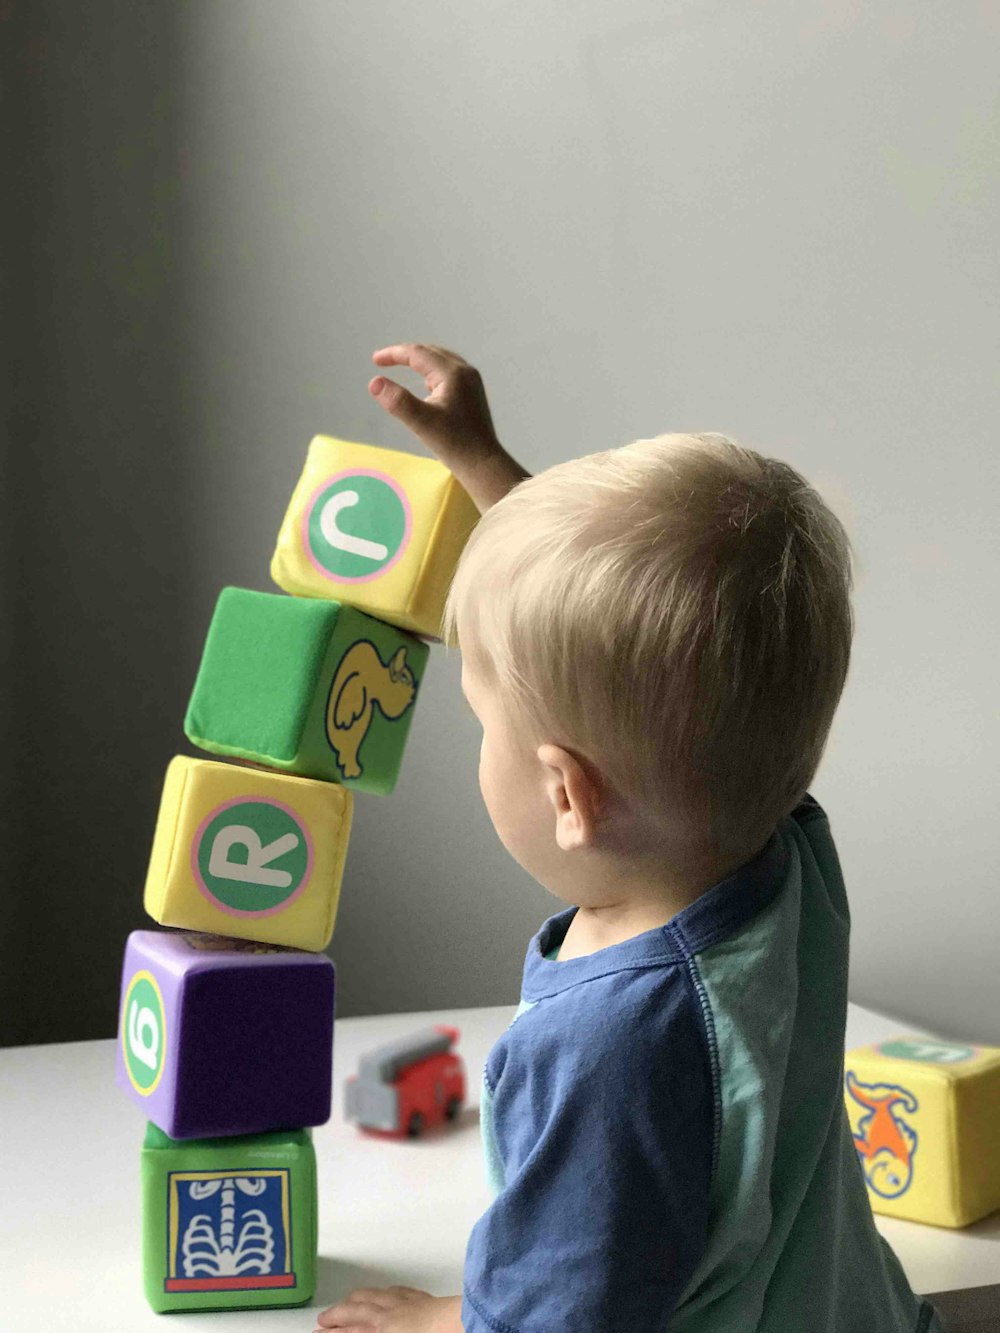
[1,3,200,1046]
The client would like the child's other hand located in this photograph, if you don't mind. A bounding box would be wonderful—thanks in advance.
[313,1285,463,1332]
[370,343,500,469]
[370,343,529,512]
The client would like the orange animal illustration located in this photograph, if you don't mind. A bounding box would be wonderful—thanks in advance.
[325,640,417,779]
[846,1069,918,1199]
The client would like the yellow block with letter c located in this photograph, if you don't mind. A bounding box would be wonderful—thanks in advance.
[270,435,479,639]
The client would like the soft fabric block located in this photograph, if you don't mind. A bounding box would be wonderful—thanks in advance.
[184,587,429,794]
[844,1034,1000,1227]
[141,1121,316,1312]
[270,434,479,639]
[143,755,352,950]
[116,928,335,1138]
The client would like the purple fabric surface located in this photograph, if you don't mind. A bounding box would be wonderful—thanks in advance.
[115,929,334,1138]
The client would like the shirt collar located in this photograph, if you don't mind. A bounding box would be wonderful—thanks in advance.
[521,817,791,1000]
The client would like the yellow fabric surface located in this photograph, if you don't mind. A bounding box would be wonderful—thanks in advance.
[270,434,479,639]
[844,1035,1000,1228]
[143,755,353,951]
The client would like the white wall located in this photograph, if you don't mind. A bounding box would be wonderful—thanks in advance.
[8,1,997,1043]
[178,0,998,1041]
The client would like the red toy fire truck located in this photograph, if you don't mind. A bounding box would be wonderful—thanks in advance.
[344,1024,465,1138]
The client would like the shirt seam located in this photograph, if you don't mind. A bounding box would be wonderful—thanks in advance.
[794,806,826,828]
[464,1286,520,1333]
[916,1299,938,1333]
[522,953,683,1001]
[679,919,742,956]
[665,921,722,1189]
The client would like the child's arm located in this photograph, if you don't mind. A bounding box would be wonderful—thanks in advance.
[369,342,531,513]
[461,971,715,1331]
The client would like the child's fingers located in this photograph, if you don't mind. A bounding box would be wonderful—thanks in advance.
[372,343,450,387]
[313,1317,376,1327]
[314,1300,380,1328]
[369,376,438,436]
[343,1286,399,1307]
[316,1284,403,1327]
[415,342,470,363]
[313,1317,378,1327]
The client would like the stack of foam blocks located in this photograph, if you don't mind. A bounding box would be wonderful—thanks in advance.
[115,435,479,1313]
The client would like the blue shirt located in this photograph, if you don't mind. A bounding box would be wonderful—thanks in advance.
[461,795,945,1332]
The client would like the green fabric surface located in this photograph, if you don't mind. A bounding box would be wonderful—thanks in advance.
[141,1122,316,1312]
[185,587,337,763]
[184,586,430,794]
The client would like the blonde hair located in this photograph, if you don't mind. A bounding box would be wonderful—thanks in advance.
[441,433,855,863]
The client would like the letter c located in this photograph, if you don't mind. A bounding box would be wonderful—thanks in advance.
[320,489,389,562]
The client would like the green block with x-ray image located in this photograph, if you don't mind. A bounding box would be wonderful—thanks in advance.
[184,586,429,795]
[141,1122,316,1313]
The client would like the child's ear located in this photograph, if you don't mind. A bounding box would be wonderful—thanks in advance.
[536,743,604,851]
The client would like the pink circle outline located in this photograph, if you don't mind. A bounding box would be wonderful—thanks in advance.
[301,468,413,585]
[190,795,315,918]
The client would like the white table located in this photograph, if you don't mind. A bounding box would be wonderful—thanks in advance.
[2,1002,997,1330]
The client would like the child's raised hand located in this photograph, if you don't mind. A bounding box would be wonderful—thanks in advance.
[312,1284,463,1333]
[370,343,500,468]
[369,343,529,512]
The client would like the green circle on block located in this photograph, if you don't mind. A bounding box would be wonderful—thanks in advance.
[196,801,310,913]
[125,974,165,1093]
[879,1038,976,1064]
[307,474,408,579]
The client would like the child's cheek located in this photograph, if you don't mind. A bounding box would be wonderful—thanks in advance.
[478,738,511,844]
[477,736,496,815]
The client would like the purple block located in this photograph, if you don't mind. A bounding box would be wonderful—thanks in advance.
[116,929,334,1139]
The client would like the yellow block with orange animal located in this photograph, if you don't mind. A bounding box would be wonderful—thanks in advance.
[844,1034,1000,1228]
[270,434,480,640]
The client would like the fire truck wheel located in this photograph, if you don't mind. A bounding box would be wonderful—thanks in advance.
[407,1111,425,1138]
[445,1096,462,1121]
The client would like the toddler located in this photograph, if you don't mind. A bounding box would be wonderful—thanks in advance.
[315,343,945,1333]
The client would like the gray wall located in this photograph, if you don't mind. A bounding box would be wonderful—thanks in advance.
[4,1,998,1046]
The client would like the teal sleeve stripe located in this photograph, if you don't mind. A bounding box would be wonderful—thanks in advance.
[666,925,722,1189]
[478,1067,506,1200]
[669,800,934,1332]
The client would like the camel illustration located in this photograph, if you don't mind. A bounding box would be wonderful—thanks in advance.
[846,1069,919,1199]
[325,640,417,780]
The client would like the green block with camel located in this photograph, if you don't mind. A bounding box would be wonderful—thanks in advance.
[184,586,430,795]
